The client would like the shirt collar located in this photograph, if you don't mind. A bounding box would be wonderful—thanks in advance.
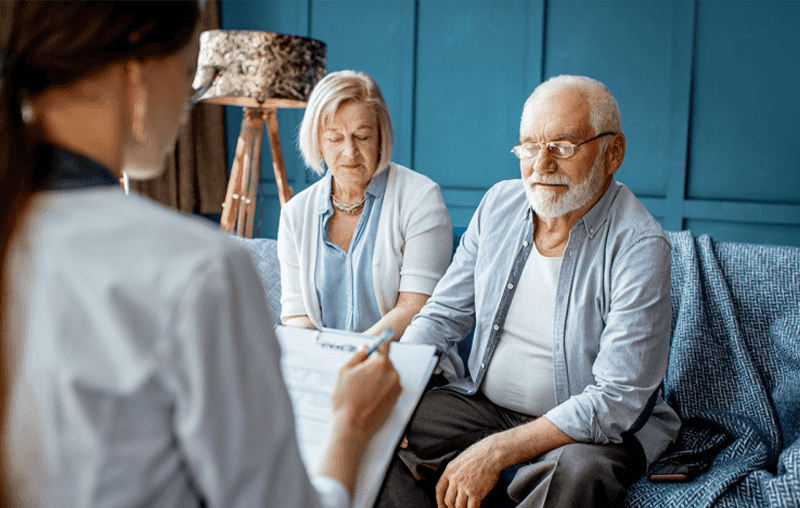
[317,166,390,217]
[39,144,119,191]
[577,178,620,237]
[317,172,334,216]
[364,166,389,198]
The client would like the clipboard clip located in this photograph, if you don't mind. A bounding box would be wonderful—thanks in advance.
[315,335,359,353]
[314,328,394,354]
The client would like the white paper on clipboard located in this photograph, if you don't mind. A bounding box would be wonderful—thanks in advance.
[274,325,437,508]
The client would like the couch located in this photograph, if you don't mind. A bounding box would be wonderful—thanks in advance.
[236,230,800,507]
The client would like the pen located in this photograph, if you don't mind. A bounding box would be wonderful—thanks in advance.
[366,328,394,355]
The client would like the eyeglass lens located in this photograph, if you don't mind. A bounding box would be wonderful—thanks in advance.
[512,132,615,160]
[514,142,574,159]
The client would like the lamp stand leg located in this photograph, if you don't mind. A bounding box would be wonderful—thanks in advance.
[243,114,265,238]
[220,112,250,234]
[220,107,294,238]
[221,108,264,237]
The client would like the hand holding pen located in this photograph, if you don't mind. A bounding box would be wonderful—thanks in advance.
[330,327,402,439]
[320,328,401,493]
[366,328,395,355]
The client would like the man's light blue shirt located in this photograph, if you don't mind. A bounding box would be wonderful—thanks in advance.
[401,178,681,465]
[315,169,387,332]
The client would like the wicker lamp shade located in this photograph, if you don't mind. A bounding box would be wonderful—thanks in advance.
[192,30,327,237]
[194,29,326,108]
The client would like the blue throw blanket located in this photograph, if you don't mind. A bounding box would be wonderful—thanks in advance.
[625,231,800,507]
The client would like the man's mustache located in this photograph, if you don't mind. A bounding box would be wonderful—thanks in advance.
[525,173,571,187]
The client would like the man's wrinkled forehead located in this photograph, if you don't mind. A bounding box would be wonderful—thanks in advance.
[520,87,592,136]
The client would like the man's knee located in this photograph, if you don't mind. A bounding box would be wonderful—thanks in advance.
[404,389,450,438]
[510,442,642,508]
[404,389,500,456]
[551,443,626,487]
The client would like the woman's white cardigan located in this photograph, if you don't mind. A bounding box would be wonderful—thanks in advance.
[277,163,453,329]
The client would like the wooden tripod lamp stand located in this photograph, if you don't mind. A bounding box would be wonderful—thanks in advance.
[193,30,327,237]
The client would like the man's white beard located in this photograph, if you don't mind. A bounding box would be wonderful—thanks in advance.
[524,154,607,218]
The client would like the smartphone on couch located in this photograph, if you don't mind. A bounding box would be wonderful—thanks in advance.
[647,462,707,483]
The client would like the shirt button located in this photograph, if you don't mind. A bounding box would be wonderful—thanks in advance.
[481,362,486,369]
[493,324,500,331]
[589,228,594,234]
[523,241,529,247]
[507,283,514,290]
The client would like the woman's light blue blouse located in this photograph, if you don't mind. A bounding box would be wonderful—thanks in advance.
[315,169,388,332]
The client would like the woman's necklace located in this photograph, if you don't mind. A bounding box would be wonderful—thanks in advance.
[331,191,365,215]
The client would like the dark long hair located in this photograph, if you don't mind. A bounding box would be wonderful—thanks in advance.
[0,1,201,502]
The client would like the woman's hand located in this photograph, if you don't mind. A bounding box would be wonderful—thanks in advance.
[331,338,402,438]
[317,339,402,495]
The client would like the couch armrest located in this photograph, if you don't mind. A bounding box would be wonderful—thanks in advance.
[234,237,282,324]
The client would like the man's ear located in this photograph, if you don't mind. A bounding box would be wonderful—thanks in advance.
[604,133,626,176]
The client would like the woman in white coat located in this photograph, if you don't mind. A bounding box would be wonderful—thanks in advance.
[279,70,452,339]
[0,3,400,507]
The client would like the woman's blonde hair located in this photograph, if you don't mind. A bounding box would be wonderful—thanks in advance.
[298,70,393,175]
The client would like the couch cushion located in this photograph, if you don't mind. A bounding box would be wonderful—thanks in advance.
[625,231,800,508]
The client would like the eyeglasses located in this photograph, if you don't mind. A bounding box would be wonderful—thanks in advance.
[511,132,616,160]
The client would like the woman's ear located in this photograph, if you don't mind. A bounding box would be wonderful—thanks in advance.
[605,133,626,175]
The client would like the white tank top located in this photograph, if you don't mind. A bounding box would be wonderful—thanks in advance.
[480,244,562,416]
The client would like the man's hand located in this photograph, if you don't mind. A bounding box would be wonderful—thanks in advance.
[435,416,576,508]
[435,437,504,508]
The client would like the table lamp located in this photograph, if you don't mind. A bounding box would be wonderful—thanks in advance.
[192,30,326,237]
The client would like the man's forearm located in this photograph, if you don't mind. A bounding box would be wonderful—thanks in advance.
[484,416,576,469]
[282,315,316,329]
[365,292,429,340]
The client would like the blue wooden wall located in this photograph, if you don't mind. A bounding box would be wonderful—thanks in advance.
[219,0,800,247]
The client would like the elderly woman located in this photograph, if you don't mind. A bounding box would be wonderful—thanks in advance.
[278,70,452,339]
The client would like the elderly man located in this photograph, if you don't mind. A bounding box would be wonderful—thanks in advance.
[375,75,681,508]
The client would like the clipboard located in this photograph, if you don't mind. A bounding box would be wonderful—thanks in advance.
[274,325,437,508]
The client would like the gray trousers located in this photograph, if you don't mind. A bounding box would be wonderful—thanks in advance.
[375,388,647,508]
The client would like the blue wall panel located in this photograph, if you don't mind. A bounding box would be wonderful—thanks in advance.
[219,0,800,247]
[415,1,541,189]
[545,0,694,203]
[310,0,416,169]
[688,0,800,204]
[414,0,544,228]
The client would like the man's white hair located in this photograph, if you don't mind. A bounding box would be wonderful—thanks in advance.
[522,75,622,138]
